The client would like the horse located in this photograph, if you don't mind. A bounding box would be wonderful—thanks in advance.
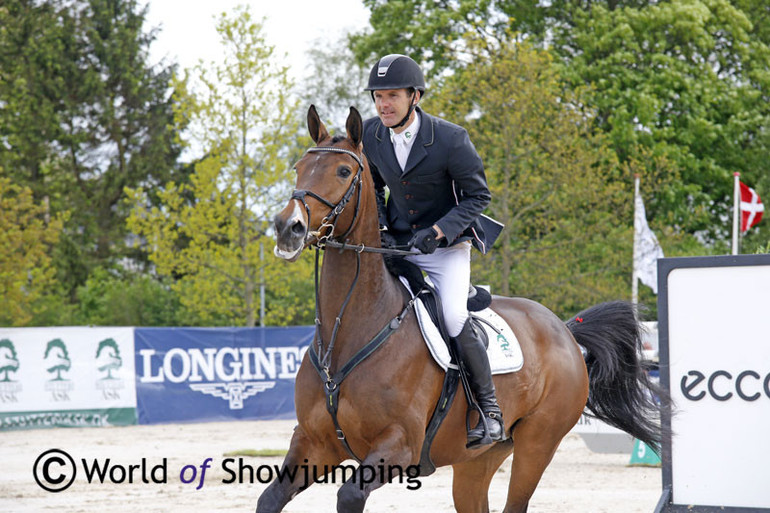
[260,105,663,513]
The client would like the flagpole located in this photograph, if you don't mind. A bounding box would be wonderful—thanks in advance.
[632,174,640,306]
[732,172,740,255]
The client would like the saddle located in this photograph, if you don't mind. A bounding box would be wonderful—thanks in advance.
[385,255,492,328]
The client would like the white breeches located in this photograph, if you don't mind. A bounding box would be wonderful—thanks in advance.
[406,241,471,337]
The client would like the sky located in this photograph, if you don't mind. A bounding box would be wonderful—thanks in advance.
[143,0,370,81]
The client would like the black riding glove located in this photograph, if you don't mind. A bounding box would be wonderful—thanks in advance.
[409,227,440,254]
[380,230,398,249]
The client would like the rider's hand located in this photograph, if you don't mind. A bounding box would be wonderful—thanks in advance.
[409,227,440,254]
[381,231,397,249]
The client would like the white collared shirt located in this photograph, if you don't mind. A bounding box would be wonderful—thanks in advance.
[389,114,420,172]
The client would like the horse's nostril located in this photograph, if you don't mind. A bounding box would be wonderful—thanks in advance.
[290,220,306,236]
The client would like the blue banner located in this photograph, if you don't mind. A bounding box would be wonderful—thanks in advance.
[134,327,313,424]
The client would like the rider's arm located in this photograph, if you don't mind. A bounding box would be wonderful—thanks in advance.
[433,128,490,243]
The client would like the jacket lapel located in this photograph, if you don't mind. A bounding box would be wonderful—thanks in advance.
[402,109,434,176]
[373,120,401,179]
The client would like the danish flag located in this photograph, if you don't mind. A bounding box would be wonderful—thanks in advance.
[740,181,764,233]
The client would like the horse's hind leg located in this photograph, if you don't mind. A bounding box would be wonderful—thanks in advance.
[502,414,570,513]
[451,441,514,513]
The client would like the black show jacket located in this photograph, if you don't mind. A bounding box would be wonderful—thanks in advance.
[363,107,496,254]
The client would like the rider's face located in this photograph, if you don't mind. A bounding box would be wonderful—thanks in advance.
[373,88,419,130]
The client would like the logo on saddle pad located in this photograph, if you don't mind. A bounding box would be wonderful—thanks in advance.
[497,333,515,358]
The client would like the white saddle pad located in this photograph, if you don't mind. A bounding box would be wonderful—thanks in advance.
[400,278,524,375]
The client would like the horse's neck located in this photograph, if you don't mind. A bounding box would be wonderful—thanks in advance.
[317,221,403,360]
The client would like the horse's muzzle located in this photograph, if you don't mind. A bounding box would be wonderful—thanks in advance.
[273,202,307,261]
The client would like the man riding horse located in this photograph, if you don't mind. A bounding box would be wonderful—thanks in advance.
[362,54,504,447]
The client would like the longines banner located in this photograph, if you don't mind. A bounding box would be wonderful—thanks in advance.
[0,327,137,430]
[134,327,313,424]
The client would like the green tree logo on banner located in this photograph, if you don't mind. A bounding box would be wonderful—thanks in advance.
[95,338,122,379]
[0,339,19,382]
[44,339,71,381]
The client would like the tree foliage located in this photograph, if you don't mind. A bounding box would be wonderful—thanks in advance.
[3,1,767,326]
[0,172,65,326]
[73,267,181,326]
[127,7,313,327]
[559,0,770,242]
[0,0,185,300]
[425,38,631,315]
[352,0,770,251]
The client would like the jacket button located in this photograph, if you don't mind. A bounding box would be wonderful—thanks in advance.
[409,209,418,214]
[401,180,408,185]
[405,194,412,199]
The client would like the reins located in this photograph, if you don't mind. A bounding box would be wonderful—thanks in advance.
[320,239,414,256]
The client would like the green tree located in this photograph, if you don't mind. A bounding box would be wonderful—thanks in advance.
[350,0,513,76]
[127,6,313,327]
[426,38,631,316]
[560,1,770,241]
[0,0,185,303]
[352,0,770,250]
[74,267,181,326]
[59,0,185,288]
[0,172,65,326]
[0,1,77,192]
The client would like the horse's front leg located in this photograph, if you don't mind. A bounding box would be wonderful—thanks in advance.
[256,425,342,513]
[336,424,417,513]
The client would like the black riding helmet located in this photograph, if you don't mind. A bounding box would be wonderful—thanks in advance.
[365,54,426,128]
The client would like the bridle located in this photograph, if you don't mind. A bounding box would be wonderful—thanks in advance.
[291,145,369,373]
[291,144,415,256]
[291,146,364,246]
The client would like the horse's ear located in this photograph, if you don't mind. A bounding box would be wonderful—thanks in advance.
[346,106,363,148]
[307,104,330,144]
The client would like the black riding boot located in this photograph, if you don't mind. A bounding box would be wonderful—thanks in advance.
[454,318,504,448]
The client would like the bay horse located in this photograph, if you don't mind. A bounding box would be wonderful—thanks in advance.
[261,105,662,513]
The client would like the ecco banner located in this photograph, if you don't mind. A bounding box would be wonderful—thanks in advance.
[134,327,313,424]
[0,327,137,430]
[657,254,770,512]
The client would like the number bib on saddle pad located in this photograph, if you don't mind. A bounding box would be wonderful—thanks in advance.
[399,277,524,374]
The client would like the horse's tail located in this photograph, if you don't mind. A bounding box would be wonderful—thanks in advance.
[566,301,668,451]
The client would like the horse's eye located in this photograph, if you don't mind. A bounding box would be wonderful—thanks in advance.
[337,165,352,179]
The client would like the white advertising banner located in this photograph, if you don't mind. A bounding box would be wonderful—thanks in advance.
[0,327,137,430]
[664,258,770,510]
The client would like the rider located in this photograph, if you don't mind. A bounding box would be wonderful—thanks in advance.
[361,54,504,448]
